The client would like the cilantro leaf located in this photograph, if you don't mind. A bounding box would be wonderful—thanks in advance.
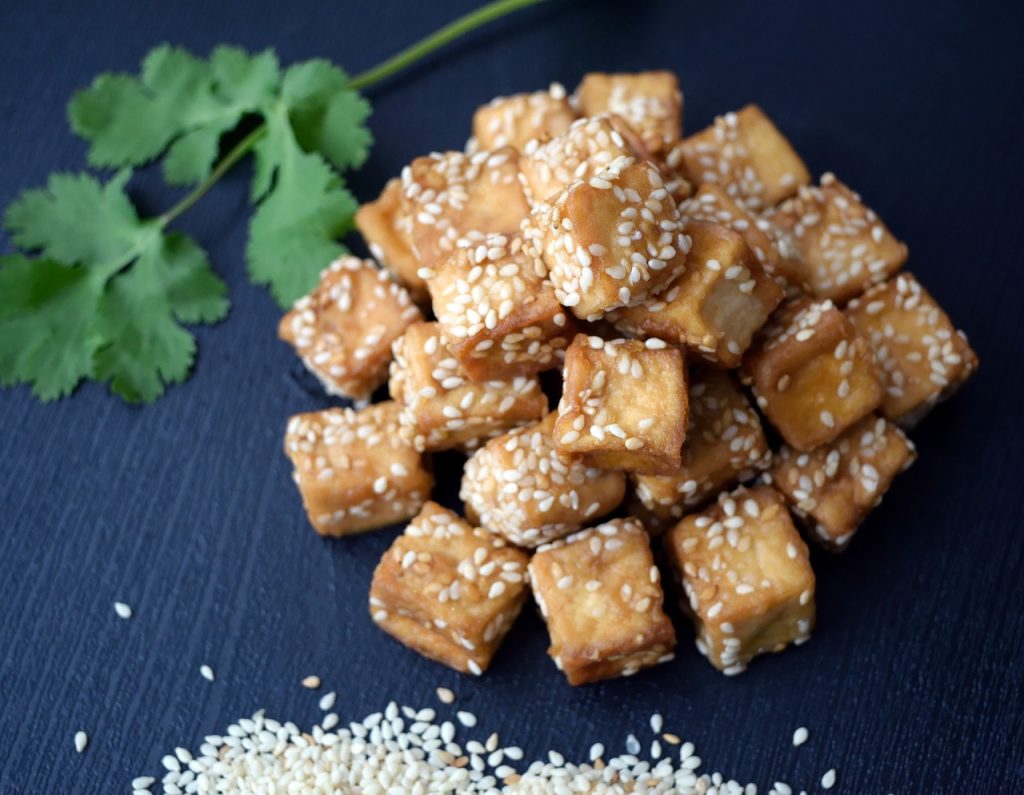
[247,110,358,307]
[1,171,229,403]
[282,60,373,173]
[69,45,279,186]
[4,171,142,267]
[0,255,103,400]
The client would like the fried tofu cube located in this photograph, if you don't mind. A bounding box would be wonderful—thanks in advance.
[461,413,627,548]
[278,257,422,401]
[671,104,810,210]
[766,415,916,551]
[529,517,676,685]
[576,71,683,155]
[742,297,883,450]
[284,402,433,537]
[369,502,529,675]
[401,148,530,271]
[532,157,690,320]
[472,83,577,152]
[610,220,783,366]
[770,173,908,303]
[554,335,687,475]
[683,184,807,293]
[389,321,547,451]
[632,369,771,527]
[846,273,978,426]
[519,114,644,206]
[663,485,815,674]
[426,234,574,381]
[355,178,428,304]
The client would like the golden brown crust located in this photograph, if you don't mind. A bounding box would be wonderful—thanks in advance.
[472,84,577,152]
[846,272,978,425]
[370,502,529,674]
[425,234,574,381]
[283,402,433,537]
[742,296,883,451]
[354,178,428,304]
[278,257,421,401]
[529,517,676,685]
[460,413,627,548]
[770,173,908,304]
[767,415,916,550]
[632,369,771,527]
[576,71,683,155]
[663,485,815,675]
[555,335,688,475]
[532,157,690,321]
[389,321,547,451]
[671,104,810,210]
[610,220,783,366]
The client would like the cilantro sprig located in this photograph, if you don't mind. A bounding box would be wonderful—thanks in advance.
[1,0,544,404]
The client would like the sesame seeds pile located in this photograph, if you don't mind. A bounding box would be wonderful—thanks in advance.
[136,694,847,794]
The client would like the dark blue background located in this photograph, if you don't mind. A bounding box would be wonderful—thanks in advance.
[2,1,1022,792]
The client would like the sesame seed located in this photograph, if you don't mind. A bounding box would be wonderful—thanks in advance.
[792,726,809,747]
[301,675,321,689]
[457,710,477,728]
[200,664,215,682]
[113,601,132,619]
[74,730,88,753]
[822,768,837,789]
[436,687,455,704]
[319,691,336,711]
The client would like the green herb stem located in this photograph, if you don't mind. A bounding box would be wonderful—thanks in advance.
[347,0,547,91]
[158,0,544,227]
[159,124,268,227]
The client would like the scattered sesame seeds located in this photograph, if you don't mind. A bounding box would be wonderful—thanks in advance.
[199,664,215,682]
[301,675,321,689]
[113,601,132,620]
[793,726,809,747]
[73,730,88,753]
[318,690,336,711]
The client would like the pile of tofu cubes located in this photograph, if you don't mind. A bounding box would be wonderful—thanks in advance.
[280,72,978,684]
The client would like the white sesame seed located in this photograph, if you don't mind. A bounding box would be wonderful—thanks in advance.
[822,768,837,789]
[319,691,336,711]
[200,664,215,682]
[792,726,809,747]
[301,675,321,689]
[457,711,477,728]
[436,687,455,704]
[74,730,88,753]
[113,601,132,619]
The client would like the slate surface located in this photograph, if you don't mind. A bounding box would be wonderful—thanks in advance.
[1,1,1022,792]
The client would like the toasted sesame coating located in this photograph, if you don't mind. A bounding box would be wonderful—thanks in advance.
[671,104,810,211]
[278,257,421,401]
[518,114,644,206]
[555,335,688,475]
[632,369,771,528]
[355,178,428,304]
[770,173,908,303]
[425,234,574,381]
[610,219,783,366]
[531,157,690,320]
[401,148,530,272]
[472,83,577,152]
[370,502,530,675]
[460,413,627,549]
[663,485,815,675]
[576,71,683,155]
[766,415,916,550]
[283,402,433,537]
[682,183,806,293]
[389,321,547,452]
[742,296,883,451]
[847,273,978,426]
[529,517,676,685]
